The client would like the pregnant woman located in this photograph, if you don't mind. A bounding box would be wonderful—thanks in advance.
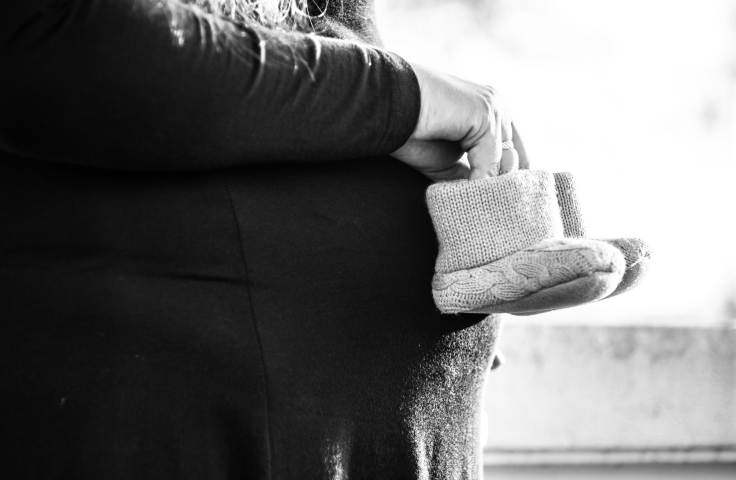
[1,1,527,478]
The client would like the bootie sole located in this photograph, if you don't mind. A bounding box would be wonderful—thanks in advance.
[471,271,620,314]
[554,172,651,298]
[432,237,625,314]
[426,171,636,315]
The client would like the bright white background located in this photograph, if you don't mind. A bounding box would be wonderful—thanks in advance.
[377,0,736,327]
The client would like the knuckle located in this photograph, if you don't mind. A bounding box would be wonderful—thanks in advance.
[475,95,496,122]
[484,85,500,97]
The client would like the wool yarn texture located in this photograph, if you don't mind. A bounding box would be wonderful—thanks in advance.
[432,238,624,314]
[552,172,651,299]
[426,171,563,274]
[426,170,626,314]
[552,171,587,238]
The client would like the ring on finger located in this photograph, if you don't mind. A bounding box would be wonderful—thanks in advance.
[501,140,515,151]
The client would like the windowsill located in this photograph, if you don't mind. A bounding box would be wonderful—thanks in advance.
[483,463,736,480]
[483,324,736,465]
[483,447,736,465]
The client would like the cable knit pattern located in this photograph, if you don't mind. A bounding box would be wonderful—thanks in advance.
[601,237,650,266]
[426,171,563,273]
[432,238,624,313]
[553,172,587,238]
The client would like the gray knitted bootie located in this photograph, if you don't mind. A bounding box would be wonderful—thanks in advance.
[553,172,651,299]
[427,171,626,314]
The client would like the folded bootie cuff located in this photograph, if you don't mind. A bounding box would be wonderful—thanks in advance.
[553,172,587,238]
[426,171,564,274]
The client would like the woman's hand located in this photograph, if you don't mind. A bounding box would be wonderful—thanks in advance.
[391,62,529,182]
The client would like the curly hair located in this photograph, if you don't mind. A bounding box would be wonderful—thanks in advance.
[186,0,322,29]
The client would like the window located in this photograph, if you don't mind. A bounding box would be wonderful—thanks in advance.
[377,0,736,475]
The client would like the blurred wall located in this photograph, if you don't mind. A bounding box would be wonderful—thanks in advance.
[483,324,736,464]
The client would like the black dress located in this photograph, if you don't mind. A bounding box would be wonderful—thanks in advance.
[0,1,501,478]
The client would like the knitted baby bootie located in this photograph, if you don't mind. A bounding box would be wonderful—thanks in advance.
[427,171,626,315]
[553,172,651,299]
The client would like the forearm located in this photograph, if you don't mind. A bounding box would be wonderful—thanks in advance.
[0,0,420,171]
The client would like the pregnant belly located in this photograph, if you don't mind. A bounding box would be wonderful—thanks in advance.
[0,152,500,479]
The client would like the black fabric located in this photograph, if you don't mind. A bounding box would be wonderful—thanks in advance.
[1,0,419,169]
[0,1,501,479]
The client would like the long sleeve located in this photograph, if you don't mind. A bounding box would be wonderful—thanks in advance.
[0,0,421,171]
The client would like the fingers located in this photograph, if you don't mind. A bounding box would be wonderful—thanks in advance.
[499,147,519,174]
[497,99,519,175]
[499,103,514,147]
[467,120,503,180]
[492,118,504,176]
[465,120,525,178]
[467,143,496,180]
[511,122,530,169]
[471,118,520,177]
[396,62,527,181]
